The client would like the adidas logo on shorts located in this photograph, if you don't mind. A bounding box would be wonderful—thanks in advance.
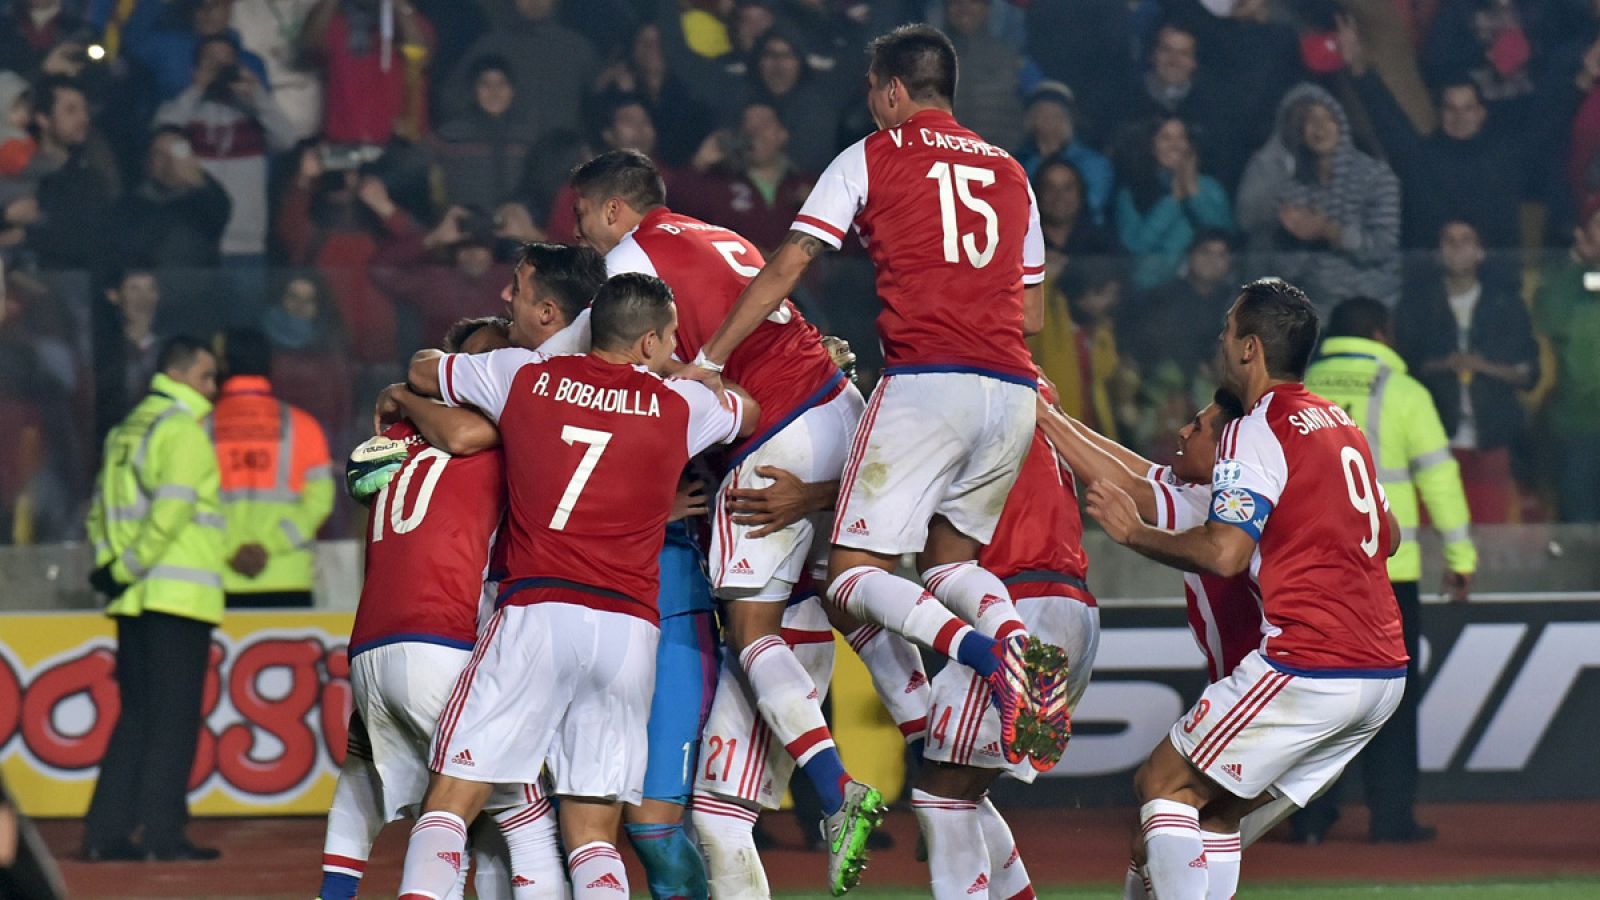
[452,749,475,767]
[587,873,626,892]
[1005,847,1020,868]
[905,671,927,693]
[730,558,755,575]
[967,873,989,894]
[846,518,870,535]
[1189,856,1208,869]
[511,876,535,887]
[438,851,462,871]
[977,594,1004,617]
[807,688,819,700]
[980,740,1002,757]
[1221,763,1243,781]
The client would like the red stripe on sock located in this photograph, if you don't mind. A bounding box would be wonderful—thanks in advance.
[898,716,928,738]
[322,853,366,872]
[785,726,834,763]
[993,619,1026,643]
[932,618,967,657]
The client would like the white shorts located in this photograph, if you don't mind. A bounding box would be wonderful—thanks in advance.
[711,385,864,599]
[1169,650,1405,806]
[923,595,1100,784]
[350,642,542,821]
[431,603,660,805]
[692,596,836,809]
[832,373,1036,555]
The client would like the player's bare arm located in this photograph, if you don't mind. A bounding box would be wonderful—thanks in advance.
[727,467,839,538]
[685,231,830,389]
[1086,481,1255,577]
[407,349,445,398]
[1022,283,1045,336]
[376,384,501,455]
[1035,400,1161,522]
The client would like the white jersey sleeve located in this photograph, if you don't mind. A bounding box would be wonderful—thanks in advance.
[536,309,592,356]
[1022,178,1046,286]
[606,232,659,277]
[438,347,542,422]
[792,138,868,250]
[1209,412,1288,541]
[1150,477,1212,531]
[667,378,743,456]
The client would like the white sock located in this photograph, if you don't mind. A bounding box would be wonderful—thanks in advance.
[567,841,628,898]
[976,798,1033,900]
[1122,860,1152,900]
[1203,832,1241,900]
[320,748,384,896]
[494,799,565,898]
[738,636,839,766]
[1140,799,1207,900]
[922,562,1029,641]
[844,622,931,741]
[912,789,989,899]
[830,566,978,662]
[690,792,770,900]
[399,811,469,900]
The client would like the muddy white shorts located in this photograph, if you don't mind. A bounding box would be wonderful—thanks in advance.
[691,596,836,809]
[350,642,544,820]
[923,593,1100,783]
[1168,650,1405,806]
[831,373,1035,555]
[430,603,660,805]
[711,385,864,599]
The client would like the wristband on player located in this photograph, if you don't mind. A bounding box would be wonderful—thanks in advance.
[691,350,725,374]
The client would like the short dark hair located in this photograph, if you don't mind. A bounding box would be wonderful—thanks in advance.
[1232,278,1320,379]
[468,54,513,85]
[590,273,675,351]
[1210,388,1246,438]
[868,24,957,105]
[1435,79,1484,108]
[1326,296,1391,341]
[1030,157,1084,197]
[222,327,272,377]
[1189,227,1234,253]
[157,335,213,374]
[104,266,156,294]
[517,242,607,326]
[31,75,82,121]
[192,33,237,64]
[592,91,651,144]
[570,149,667,213]
[443,315,510,353]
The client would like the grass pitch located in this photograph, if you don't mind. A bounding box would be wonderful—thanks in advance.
[775,878,1600,899]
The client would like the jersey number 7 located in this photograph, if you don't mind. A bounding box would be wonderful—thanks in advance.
[550,426,612,531]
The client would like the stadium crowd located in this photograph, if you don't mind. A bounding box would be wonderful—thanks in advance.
[3,0,1600,543]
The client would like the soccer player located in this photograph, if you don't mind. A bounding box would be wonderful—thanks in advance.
[1085,279,1408,900]
[318,317,563,900]
[565,148,928,892]
[678,23,1072,770]
[396,274,759,900]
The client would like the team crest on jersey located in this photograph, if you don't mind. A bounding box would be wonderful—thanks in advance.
[1212,460,1243,489]
[1212,489,1256,524]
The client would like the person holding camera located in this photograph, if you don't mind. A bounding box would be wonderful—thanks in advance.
[154,35,296,270]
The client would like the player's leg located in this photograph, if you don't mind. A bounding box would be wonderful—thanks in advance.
[562,799,631,899]
[318,712,384,900]
[912,763,1001,900]
[918,528,1027,642]
[400,774,495,900]
[487,793,565,899]
[976,797,1034,900]
[689,794,768,900]
[830,602,930,750]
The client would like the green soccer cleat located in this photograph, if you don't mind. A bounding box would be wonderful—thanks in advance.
[821,780,886,895]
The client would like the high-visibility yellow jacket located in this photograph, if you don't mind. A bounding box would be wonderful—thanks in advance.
[1305,336,1477,583]
[209,376,334,594]
[87,373,226,625]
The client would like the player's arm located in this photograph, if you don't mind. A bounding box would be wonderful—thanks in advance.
[1036,398,1162,521]
[1023,283,1044,336]
[727,468,839,538]
[692,231,827,380]
[1086,480,1257,577]
[377,383,501,454]
[1021,178,1047,336]
[728,383,760,438]
[407,349,445,398]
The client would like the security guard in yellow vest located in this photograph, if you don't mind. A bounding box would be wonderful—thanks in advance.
[83,336,224,862]
[210,329,333,607]
[1298,297,1477,845]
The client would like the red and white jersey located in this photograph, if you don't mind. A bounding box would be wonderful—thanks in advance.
[607,207,844,460]
[1210,384,1406,674]
[980,428,1092,605]
[438,349,743,625]
[1148,465,1265,682]
[349,421,505,657]
[791,109,1044,384]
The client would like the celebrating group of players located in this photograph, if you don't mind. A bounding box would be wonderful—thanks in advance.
[313,22,1411,900]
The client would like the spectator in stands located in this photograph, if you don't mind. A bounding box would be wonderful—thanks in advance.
[1023,0,1136,149]
[676,101,813,255]
[945,0,1024,150]
[1534,196,1600,522]
[22,76,112,270]
[116,126,231,270]
[1344,23,1521,250]
[742,29,839,173]
[261,272,352,451]
[1236,83,1401,309]
[122,0,270,103]
[1015,81,1113,226]
[0,0,91,83]
[432,54,535,213]
[441,0,595,145]
[1397,220,1539,524]
[1124,228,1235,378]
[301,0,435,146]
[230,0,324,139]
[593,21,714,169]
[1030,262,1136,441]
[1421,0,1544,142]
[93,269,164,440]
[155,36,297,269]
[368,193,510,355]
[1565,39,1600,219]
[1033,158,1115,291]
[543,92,662,242]
[1129,23,1232,182]
[1112,116,1232,290]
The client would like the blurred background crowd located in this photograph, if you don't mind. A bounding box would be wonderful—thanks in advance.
[3,0,1600,545]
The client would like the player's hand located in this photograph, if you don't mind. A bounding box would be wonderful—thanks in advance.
[1443,570,1472,604]
[669,479,708,523]
[728,466,821,537]
[676,364,730,407]
[374,383,413,434]
[229,544,269,578]
[1086,480,1143,544]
